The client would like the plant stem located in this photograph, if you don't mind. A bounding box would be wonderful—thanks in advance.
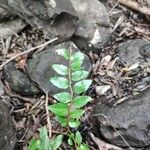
[67,48,74,132]
[45,92,52,138]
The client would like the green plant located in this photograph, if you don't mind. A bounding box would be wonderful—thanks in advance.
[28,48,92,150]
[28,127,63,150]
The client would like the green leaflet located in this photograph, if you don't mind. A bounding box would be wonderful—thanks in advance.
[54,92,71,103]
[73,80,92,94]
[50,76,69,89]
[69,120,80,128]
[56,49,69,59]
[56,116,67,127]
[50,135,63,150]
[28,139,40,150]
[70,109,85,119]
[48,103,68,117]
[75,131,82,145]
[71,51,85,71]
[52,64,68,75]
[73,96,92,108]
[72,70,89,81]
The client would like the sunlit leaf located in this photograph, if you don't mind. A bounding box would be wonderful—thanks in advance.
[69,120,80,128]
[68,139,73,146]
[75,131,82,145]
[39,127,49,150]
[71,52,84,62]
[73,80,92,94]
[52,64,68,75]
[71,52,84,71]
[73,96,92,108]
[77,144,90,150]
[56,49,69,59]
[49,103,68,117]
[56,116,67,127]
[72,70,89,81]
[50,135,63,150]
[28,139,40,150]
[70,109,85,119]
[50,76,69,89]
[54,92,71,103]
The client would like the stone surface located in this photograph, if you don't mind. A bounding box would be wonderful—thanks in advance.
[3,61,39,96]
[0,7,14,22]
[0,0,79,39]
[27,41,91,94]
[117,39,150,65]
[93,88,150,148]
[0,100,16,150]
[71,0,111,53]
[0,17,26,39]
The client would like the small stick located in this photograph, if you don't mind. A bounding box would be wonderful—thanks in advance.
[45,92,52,138]
[0,37,58,70]
[118,0,150,16]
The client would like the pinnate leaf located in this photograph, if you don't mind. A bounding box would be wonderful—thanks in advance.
[54,92,71,103]
[72,70,89,81]
[49,103,68,117]
[52,64,68,75]
[73,96,92,108]
[56,49,69,59]
[50,76,69,89]
[73,80,92,94]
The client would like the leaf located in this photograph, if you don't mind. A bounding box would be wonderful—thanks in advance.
[52,64,68,75]
[71,52,84,62]
[77,144,90,150]
[50,76,69,89]
[49,103,68,117]
[72,70,89,81]
[71,52,85,71]
[75,131,82,145]
[28,139,40,150]
[50,135,63,150]
[39,127,49,150]
[71,60,83,71]
[56,116,67,127]
[56,49,69,59]
[54,92,71,103]
[73,80,92,94]
[70,109,85,119]
[73,96,92,108]
[69,120,80,128]
[68,139,73,146]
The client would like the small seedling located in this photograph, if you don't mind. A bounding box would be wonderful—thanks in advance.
[28,48,92,150]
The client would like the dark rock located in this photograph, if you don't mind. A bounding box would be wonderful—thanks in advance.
[0,17,26,39]
[117,39,150,65]
[71,0,111,53]
[0,7,14,21]
[93,88,150,148]
[0,100,16,150]
[0,0,79,39]
[3,61,39,96]
[27,41,91,94]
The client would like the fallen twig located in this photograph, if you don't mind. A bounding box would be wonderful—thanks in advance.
[117,0,150,16]
[0,37,58,70]
[45,93,52,138]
